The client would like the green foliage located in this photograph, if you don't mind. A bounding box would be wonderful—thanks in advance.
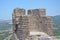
[53,31,60,36]
[0,31,13,40]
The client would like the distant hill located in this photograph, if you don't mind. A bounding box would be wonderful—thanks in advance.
[0,20,12,30]
[52,15,60,36]
[0,19,12,24]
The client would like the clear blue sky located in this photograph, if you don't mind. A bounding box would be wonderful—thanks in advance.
[0,0,60,20]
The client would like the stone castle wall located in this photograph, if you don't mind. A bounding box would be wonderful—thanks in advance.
[12,8,53,40]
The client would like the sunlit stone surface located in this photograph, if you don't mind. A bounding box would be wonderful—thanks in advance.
[12,8,53,40]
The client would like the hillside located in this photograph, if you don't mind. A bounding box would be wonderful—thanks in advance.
[0,20,13,40]
[0,20,12,30]
[52,15,60,36]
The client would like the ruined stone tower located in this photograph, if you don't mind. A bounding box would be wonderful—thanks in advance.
[28,9,53,35]
[12,8,53,40]
[12,8,29,40]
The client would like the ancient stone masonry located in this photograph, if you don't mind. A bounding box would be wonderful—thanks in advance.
[12,8,53,40]
[28,9,53,35]
[12,8,29,40]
